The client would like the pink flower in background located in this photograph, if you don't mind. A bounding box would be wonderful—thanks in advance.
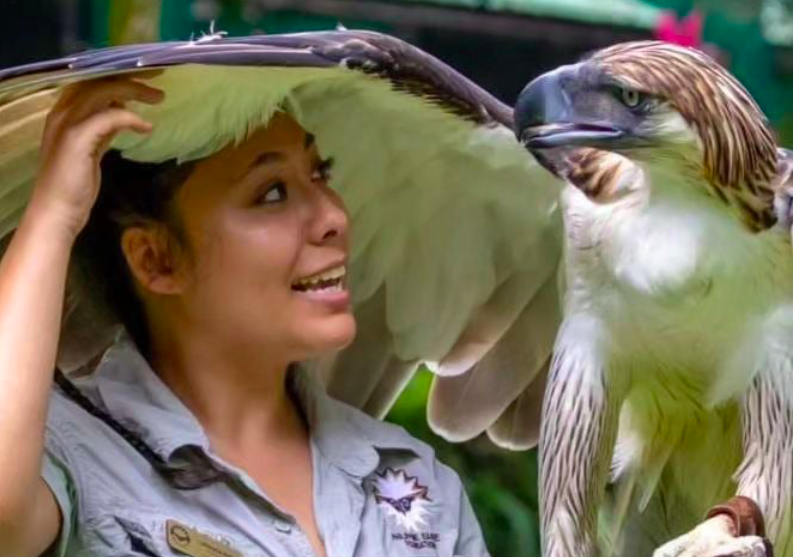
[655,10,704,48]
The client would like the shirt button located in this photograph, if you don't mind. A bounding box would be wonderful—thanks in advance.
[274,520,293,534]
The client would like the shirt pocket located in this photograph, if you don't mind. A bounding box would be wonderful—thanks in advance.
[86,510,170,557]
[113,515,164,557]
[88,507,254,557]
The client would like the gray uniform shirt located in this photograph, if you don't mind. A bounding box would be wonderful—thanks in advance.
[41,336,490,557]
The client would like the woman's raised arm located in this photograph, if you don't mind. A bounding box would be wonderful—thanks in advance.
[0,76,162,557]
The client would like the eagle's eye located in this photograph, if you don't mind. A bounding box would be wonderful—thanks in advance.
[619,87,642,108]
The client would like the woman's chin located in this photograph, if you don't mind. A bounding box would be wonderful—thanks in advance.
[299,313,357,356]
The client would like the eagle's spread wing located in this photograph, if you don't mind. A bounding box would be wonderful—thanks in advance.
[0,30,563,449]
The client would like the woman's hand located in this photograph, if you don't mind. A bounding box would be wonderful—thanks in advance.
[30,73,165,239]
[0,72,165,557]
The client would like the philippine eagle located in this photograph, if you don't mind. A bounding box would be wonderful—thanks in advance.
[514,41,792,557]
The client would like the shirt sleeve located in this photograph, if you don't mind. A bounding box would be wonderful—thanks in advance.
[433,460,491,557]
[40,430,77,557]
[453,481,491,557]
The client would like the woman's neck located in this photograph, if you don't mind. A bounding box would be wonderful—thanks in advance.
[147,328,308,458]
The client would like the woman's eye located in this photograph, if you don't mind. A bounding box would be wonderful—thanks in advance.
[619,87,642,108]
[257,182,287,204]
[311,158,335,182]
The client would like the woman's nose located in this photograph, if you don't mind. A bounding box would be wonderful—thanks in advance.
[311,187,349,244]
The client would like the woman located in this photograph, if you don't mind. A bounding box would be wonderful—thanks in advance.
[0,71,491,557]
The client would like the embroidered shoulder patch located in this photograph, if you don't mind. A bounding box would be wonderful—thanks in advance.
[372,467,432,532]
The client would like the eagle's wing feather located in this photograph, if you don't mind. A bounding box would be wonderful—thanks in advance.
[0,30,562,448]
[486,360,549,450]
[428,266,559,443]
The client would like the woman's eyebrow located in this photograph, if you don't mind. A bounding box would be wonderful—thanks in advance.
[247,151,285,171]
[235,151,285,181]
[237,133,315,182]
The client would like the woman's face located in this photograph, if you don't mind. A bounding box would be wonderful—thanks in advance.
[168,112,355,362]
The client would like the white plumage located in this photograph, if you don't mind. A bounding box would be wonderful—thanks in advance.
[561,161,791,554]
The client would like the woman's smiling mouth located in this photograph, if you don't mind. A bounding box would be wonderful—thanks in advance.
[291,264,350,309]
[291,264,347,292]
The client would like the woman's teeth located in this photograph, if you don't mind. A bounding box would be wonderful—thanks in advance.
[292,265,346,292]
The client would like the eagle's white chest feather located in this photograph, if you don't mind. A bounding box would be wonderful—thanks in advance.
[562,176,790,393]
[560,173,792,512]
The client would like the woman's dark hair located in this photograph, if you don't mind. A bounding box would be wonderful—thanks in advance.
[75,149,195,357]
[57,150,224,489]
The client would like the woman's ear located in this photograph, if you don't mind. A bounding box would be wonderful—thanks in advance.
[121,226,184,295]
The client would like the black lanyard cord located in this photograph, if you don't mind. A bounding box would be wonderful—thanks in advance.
[52,368,224,490]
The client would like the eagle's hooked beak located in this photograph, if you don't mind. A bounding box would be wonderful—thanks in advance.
[514,68,624,151]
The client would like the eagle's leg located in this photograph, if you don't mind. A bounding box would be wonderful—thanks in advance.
[653,345,792,557]
[735,364,793,554]
[540,316,619,557]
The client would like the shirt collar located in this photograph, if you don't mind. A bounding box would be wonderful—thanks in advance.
[93,333,420,478]
[289,366,424,477]
[94,333,211,461]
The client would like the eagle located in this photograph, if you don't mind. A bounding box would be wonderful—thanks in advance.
[514,41,792,557]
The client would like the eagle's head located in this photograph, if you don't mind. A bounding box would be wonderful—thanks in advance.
[514,41,780,230]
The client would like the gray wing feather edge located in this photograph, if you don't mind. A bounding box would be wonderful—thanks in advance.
[0,31,512,128]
